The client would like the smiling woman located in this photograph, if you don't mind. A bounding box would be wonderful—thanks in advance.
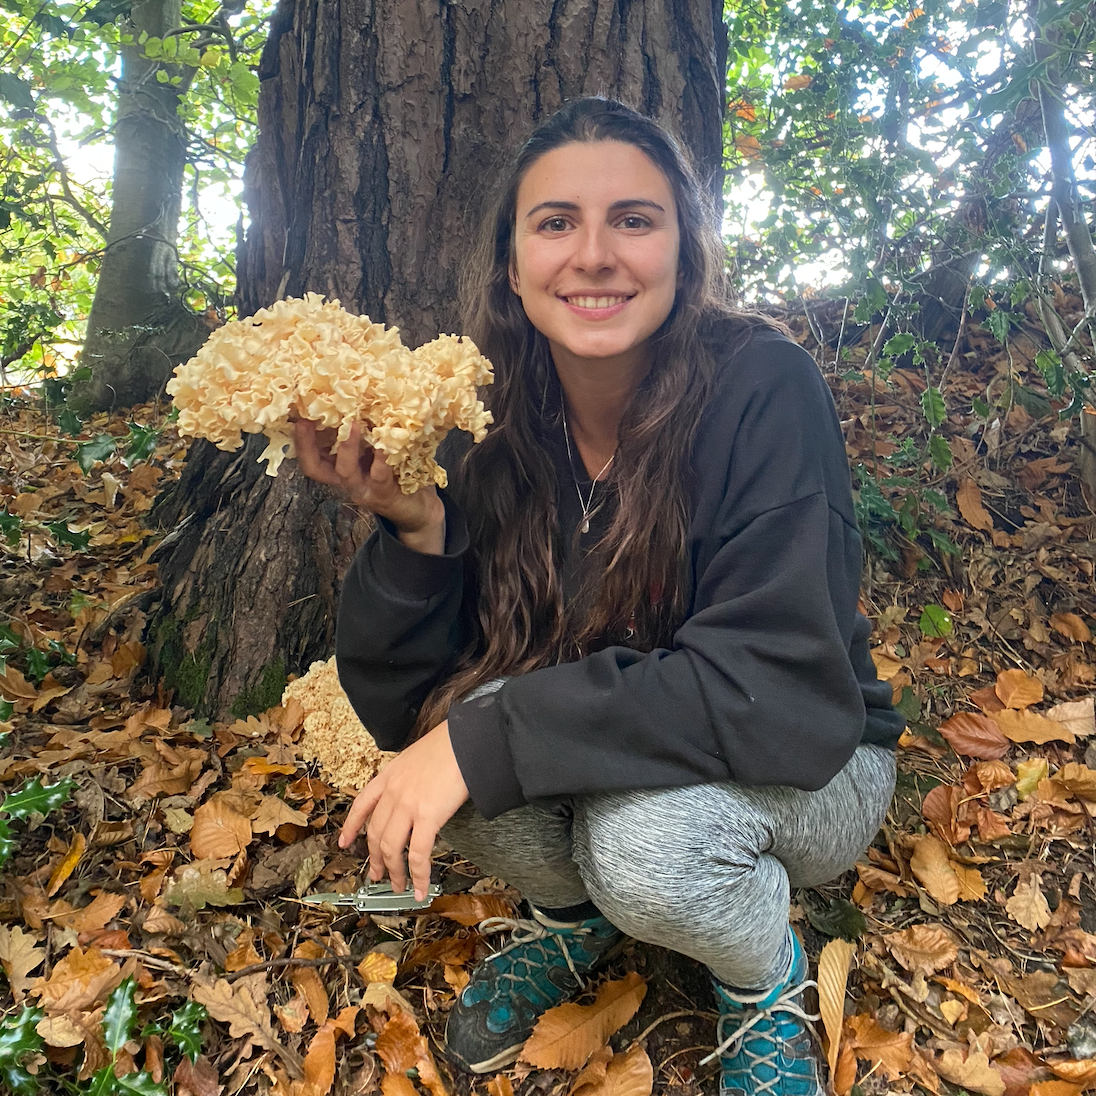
[295,97,904,1094]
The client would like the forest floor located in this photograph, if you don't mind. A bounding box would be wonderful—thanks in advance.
[2,291,1096,1096]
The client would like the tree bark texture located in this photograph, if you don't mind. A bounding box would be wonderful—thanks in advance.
[147,0,728,719]
[73,0,206,413]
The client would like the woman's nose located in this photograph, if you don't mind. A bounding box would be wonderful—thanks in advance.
[572,224,614,272]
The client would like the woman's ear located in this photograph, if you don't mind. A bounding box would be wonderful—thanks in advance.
[508,263,520,295]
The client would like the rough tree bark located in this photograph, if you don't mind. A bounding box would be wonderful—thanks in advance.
[70,0,207,414]
[147,0,729,718]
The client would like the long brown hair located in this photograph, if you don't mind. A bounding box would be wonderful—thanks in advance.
[417,98,778,733]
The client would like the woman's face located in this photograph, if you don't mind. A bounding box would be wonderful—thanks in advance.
[509,140,680,374]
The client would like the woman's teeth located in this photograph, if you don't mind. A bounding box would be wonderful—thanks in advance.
[568,296,627,309]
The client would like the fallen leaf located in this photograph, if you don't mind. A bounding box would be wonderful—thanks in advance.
[173,1056,222,1096]
[142,906,186,937]
[817,938,855,1077]
[1052,763,1096,801]
[162,862,245,912]
[430,893,515,926]
[0,925,45,1004]
[275,993,311,1034]
[1050,1060,1096,1086]
[909,835,959,905]
[1006,874,1052,931]
[250,795,309,836]
[375,1009,447,1096]
[571,1046,613,1093]
[192,977,303,1077]
[28,946,123,1012]
[358,951,398,985]
[521,972,648,1070]
[1017,757,1050,800]
[938,712,1010,759]
[299,1024,336,1096]
[55,891,127,933]
[190,800,253,859]
[922,783,971,845]
[970,685,1006,713]
[965,759,1015,793]
[957,479,995,532]
[884,924,958,974]
[935,1047,1005,1096]
[939,999,966,1025]
[1029,1081,1085,1096]
[0,663,38,700]
[994,707,1075,745]
[871,650,904,680]
[381,1077,419,1096]
[995,668,1044,709]
[845,1014,913,1079]
[573,1043,653,1096]
[291,943,329,1027]
[224,934,262,973]
[1049,698,1096,738]
[488,1077,516,1096]
[953,863,988,902]
[36,1013,91,1048]
[1051,613,1092,643]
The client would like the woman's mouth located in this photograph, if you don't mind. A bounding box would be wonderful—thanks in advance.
[562,294,633,314]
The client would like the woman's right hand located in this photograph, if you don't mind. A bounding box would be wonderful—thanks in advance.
[294,419,446,554]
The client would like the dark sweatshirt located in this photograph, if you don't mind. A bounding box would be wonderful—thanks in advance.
[336,329,904,819]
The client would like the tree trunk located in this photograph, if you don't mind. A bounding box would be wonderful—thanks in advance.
[146,0,728,719]
[70,0,206,413]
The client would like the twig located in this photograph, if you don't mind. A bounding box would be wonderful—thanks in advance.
[629,1009,716,1048]
[224,954,359,981]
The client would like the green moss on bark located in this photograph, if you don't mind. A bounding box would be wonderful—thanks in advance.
[230,657,287,719]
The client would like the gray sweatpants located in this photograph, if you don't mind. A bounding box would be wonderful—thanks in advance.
[442,743,895,989]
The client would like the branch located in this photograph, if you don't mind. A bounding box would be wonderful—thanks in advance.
[38,113,108,238]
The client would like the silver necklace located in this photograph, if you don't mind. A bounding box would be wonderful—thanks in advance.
[561,402,614,534]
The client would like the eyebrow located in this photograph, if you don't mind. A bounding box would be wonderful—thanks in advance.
[524,198,667,219]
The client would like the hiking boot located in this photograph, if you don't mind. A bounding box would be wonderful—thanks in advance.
[445,907,624,1073]
[703,929,824,1096]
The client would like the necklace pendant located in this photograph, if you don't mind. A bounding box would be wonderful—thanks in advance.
[580,518,590,534]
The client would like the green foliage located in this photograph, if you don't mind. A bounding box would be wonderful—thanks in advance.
[168,1001,207,1061]
[0,0,270,384]
[0,1005,45,1095]
[919,604,954,638]
[1,776,75,821]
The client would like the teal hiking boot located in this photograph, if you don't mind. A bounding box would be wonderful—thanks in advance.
[444,907,624,1073]
[703,930,824,1096]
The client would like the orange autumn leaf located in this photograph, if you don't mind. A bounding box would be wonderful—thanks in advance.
[937,712,1010,759]
[993,707,1075,746]
[487,1076,515,1096]
[734,134,763,161]
[1049,1060,1096,1086]
[1050,613,1092,643]
[956,479,994,532]
[845,1014,914,1079]
[29,946,123,1012]
[884,924,958,975]
[909,835,959,906]
[520,972,647,1070]
[47,833,87,897]
[189,800,252,859]
[995,668,1043,710]
[358,951,398,985]
[817,939,855,1077]
[935,1047,1005,1096]
[429,893,515,926]
[573,1043,654,1096]
[784,73,813,90]
[55,891,127,933]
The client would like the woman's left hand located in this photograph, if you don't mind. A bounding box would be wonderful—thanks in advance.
[338,721,468,901]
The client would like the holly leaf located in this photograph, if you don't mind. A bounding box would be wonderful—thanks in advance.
[76,434,117,473]
[920,386,946,429]
[1,776,75,821]
[0,820,14,868]
[45,520,91,551]
[123,422,161,467]
[805,897,866,941]
[57,408,83,436]
[113,1071,170,1096]
[104,977,137,1056]
[0,509,20,546]
[0,1005,45,1096]
[169,1001,207,1061]
[928,433,953,471]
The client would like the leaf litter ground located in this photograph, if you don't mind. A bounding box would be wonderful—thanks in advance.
[3,296,1096,1096]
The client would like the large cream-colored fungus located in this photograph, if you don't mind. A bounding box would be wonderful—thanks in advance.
[166,294,493,491]
[284,657,394,790]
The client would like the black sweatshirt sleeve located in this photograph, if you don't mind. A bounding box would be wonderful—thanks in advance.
[449,334,891,819]
[335,490,469,752]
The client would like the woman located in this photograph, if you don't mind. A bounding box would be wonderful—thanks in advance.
[295,97,903,1095]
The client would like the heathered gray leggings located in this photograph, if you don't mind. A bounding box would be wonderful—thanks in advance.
[442,742,895,990]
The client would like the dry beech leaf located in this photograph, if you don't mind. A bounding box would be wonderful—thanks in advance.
[1050,1060,1096,1086]
[429,893,515,926]
[1006,874,1052,931]
[361,982,417,1016]
[291,942,329,1027]
[488,1077,516,1096]
[967,759,1015,793]
[275,993,311,1034]
[55,891,127,933]
[935,1047,1005,1096]
[995,669,1044,710]
[870,650,904,680]
[1051,613,1092,643]
[970,685,1006,713]
[192,977,303,1077]
[357,951,398,985]
[250,795,309,836]
[571,1046,614,1093]
[574,1043,654,1096]
[36,1013,91,1048]
[299,1025,337,1096]
[909,835,959,905]
[47,833,87,897]
[1053,763,1096,801]
[224,936,262,973]
[845,1014,914,1079]
[817,938,855,1077]
[1017,757,1050,800]
[374,1009,448,1096]
[520,972,647,1071]
[0,925,45,1004]
[1049,698,1096,739]
[189,800,253,859]
[957,479,995,532]
[884,925,958,974]
[1028,1082,1086,1096]
[173,1056,221,1096]
[937,713,1010,759]
[939,999,967,1025]
[142,906,186,937]
[994,707,1075,745]
[953,863,988,902]
[381,1077,420,1096]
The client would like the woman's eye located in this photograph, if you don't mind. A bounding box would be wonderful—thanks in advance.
[618,214,652,230]
[539,216,570,232]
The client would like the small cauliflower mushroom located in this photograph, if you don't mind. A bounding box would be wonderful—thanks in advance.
[283,657,395,790]
[166,294,493,491]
